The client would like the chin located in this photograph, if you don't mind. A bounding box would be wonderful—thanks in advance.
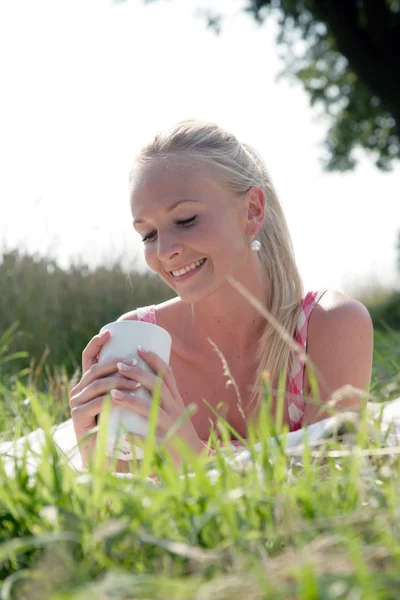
[182,280,231,305]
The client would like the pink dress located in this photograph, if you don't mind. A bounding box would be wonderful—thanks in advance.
[136,291,328,450]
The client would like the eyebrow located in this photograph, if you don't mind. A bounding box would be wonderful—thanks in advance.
[133,199,202,226]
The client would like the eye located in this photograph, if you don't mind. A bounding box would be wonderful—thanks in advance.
[141,216,197,243]
[178,216,197,228]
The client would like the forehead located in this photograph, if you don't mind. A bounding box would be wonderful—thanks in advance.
[130,160,224,215]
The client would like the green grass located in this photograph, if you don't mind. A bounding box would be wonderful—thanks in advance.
[0,329,400,599]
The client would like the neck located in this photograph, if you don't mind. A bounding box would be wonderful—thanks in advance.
[186,255,269,358]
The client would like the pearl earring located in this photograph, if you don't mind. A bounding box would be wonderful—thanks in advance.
[251,240,261,252]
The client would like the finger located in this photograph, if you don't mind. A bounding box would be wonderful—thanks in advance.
[110,389,173,434]
[71,357,136,397]
[117,361,163,394]
[71,394,108,423]
[137,347,181,404]
[70,375,141,409]
[117,362,173,412]
[70,395,107,468]
[70,393,122,459]
[81,330,111,374]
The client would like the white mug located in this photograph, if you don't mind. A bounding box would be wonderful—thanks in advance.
[97,320,172,461]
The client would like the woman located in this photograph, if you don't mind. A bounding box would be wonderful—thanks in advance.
[69,119,374,470]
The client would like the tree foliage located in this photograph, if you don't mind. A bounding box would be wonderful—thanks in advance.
[144,0,400,172]
[240,0,400,172]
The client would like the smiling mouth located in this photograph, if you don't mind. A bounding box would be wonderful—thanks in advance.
[170,258,207,278]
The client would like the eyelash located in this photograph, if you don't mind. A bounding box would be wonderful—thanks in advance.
[141,216,197,243]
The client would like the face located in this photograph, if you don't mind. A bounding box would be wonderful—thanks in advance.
[130,160,256,303]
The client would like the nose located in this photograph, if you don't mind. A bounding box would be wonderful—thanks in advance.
[156,232,184,263]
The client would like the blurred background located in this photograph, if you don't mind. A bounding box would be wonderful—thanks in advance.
[0,0,399,380]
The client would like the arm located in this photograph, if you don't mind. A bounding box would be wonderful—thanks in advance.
[301,291,374,426]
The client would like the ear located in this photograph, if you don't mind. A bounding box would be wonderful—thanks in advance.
[244,186,265,235]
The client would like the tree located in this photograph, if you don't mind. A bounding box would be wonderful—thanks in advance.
[134,0,400,173]
[243,0,400,172]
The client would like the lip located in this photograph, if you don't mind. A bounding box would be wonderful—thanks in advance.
[168,258,207,273]
[170,258,207,280]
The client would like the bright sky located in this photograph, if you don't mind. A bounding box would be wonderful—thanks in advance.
[1,0,399,297]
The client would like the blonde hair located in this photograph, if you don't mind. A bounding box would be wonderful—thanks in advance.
[131,119,304,411]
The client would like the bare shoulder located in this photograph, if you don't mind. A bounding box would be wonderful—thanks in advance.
[309,289,373,333]
[117,310,139,321]
[116,297,184,329]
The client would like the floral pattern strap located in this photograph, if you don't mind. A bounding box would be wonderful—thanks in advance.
[287,290,329,431]
[136,305,157,325]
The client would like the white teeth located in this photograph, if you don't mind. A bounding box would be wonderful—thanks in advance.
[172,258,206,277]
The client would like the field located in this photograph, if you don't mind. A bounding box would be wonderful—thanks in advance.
[0,323,400,599]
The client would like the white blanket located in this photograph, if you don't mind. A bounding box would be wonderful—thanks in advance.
[1,400,400,478]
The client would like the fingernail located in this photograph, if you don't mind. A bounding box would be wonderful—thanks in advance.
[111,389,123,399]
[118,359,137,368]
[117,362,129,371]
[138,345,148,355]
[100,329,110,337]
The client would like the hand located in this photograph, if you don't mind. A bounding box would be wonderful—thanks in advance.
[111,346,204,465]
[69,329,142,468]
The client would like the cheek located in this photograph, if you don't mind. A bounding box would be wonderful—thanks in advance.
[196,215,233,242]
[195,218,243,260]
[143,245,157,268]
